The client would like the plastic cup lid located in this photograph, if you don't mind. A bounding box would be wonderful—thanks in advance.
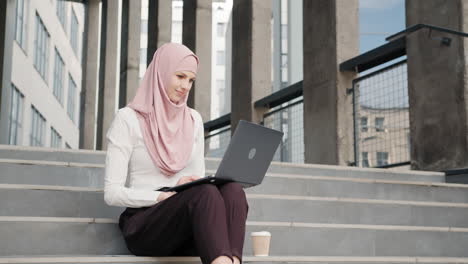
[251,231,271,236]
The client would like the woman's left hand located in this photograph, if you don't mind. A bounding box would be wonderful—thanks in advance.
[189,175,202,181]
[176,175,202,186]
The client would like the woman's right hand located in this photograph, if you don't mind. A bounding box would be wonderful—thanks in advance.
[157,191,176,202]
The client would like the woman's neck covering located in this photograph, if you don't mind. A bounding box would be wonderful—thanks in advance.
[127,43,199,176]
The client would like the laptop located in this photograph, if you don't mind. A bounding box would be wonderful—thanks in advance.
[156,120,284,192]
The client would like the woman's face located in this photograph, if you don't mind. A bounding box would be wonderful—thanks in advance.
[167,70,196,104]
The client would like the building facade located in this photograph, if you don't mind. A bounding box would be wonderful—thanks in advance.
[7,0,84,149]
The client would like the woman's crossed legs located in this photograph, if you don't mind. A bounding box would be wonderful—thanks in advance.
[120,182,249,264]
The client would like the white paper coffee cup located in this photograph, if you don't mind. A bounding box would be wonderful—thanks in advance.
[251,231,271,256]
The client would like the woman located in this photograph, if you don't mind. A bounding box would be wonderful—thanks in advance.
[104,43,249,264]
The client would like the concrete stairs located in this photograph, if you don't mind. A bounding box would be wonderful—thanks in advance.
[1,144,468,263]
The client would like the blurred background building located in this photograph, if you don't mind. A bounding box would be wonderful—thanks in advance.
[6,0,84,149]
[1,0,467,173]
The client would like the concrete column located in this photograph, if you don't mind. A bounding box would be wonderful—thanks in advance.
[0,0,16,144]
[147,0,172,66]
[406,0,468,171]
[302,0,358,165]
[80,0,101,150]
[183,0,212,123]
[125,0,141,103]
[101,0,122,150]
[231,0,272,132]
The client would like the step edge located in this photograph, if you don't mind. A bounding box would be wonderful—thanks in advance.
[0,159,102,168]
[2,185,468,208]
[0,145,106,155]
[2,216,468,233]
[206,157,444,176]
[1,256,468,263]
[0,161,452,188]
[0,158,444,177]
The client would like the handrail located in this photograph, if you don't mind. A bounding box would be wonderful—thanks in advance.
[340,37,406,73]
[263,99,303,119]
[205,127,230,140]
[204,81,304,132]
[352,59,407,83]
[386,23,468,42]
[254,81,303,109]
[204,113,230,133]
[374,161,410,169]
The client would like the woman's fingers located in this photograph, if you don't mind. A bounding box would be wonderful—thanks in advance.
[176,176,192,185]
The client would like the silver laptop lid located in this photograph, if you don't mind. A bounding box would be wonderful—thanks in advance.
[215,120,283,187]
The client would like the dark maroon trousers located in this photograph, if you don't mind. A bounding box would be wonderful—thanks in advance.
[118,182,249,264]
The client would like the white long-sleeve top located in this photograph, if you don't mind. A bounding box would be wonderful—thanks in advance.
[104,106,206,208]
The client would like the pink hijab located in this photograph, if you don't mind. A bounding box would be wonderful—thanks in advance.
[127,43,199,176]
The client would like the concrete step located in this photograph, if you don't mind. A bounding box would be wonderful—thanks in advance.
[0,159,104,187]
[0,185,124,219]
[0,145,106,164]
[251,174,468,203]
[2,184,468,227]
[0,145,445,184]
[0,159,445,190]
[0,159,455,202]
[2,255,468,264]
[205,159,445,183]
[1,217,468,257]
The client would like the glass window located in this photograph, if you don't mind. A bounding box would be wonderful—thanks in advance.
[376,152,389,166]
[67,74,76,123]
[216,50,225,65]
[34,13,50,82]
[173,6,183,21]
[361,152,369,167]
[141,19,148,34]
[50,127,62,148]
[8,84,24,145]
[375,117,385,132]
[139,48,147,66]
[361,116,368,132]
[281,24,288,39]
[281,54,288,85]
[70,10,79,56]
[217,23,225,38]
[216,79,225,91]
[30,106,46,147]
[171,20,182,44]
[56,0,67,31]
[15,0,26,48]
[53,48,65,105]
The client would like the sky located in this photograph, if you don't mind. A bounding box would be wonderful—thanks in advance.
[358,0,408,109]
[359,0,406,53]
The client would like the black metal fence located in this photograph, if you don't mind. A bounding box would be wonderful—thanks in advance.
[205,127,231,158]
[352,59,410,168]
[262,97,304,163]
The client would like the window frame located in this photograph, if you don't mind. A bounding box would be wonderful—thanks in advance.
[376,151,389,167]
[375,117,385,132]
[8,84,24,145]
[34,13,50,82]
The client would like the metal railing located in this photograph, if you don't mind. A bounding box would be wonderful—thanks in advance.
[204,23,468,168]
[204,81,304,162]
[205,126,231,158]
[262,97,304,163]
[351,59,410,168]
